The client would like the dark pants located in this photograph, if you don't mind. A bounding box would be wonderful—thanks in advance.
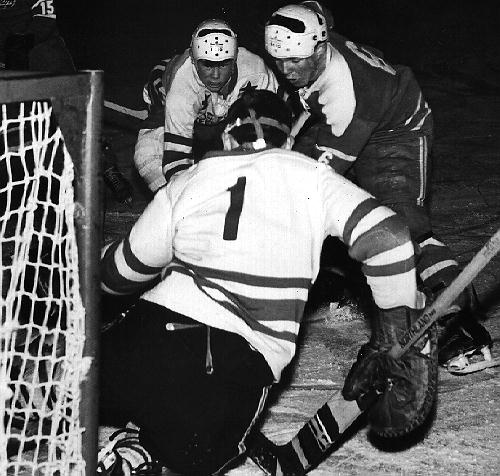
[99,299,274,475]
[1,14,75,73]
[354,134,459,292]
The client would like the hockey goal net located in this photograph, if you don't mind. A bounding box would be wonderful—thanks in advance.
[0,71,103,476]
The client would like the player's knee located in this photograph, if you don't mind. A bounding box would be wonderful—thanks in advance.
[355,162,425,218]
[385,202,432,240]
[143,428,240,475]
[140,384,263,475]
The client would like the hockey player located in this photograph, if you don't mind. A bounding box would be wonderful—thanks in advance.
[264,2,493,373]
[133,18,280,192]
[98,89,436,475]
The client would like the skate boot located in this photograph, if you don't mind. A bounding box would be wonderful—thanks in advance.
[97,427,164,475]
[438,313,499,374]
[102,141,133,207]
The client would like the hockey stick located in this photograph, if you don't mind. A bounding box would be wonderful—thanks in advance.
[248,227,500,475]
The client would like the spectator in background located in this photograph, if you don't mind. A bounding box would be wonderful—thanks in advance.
[0,0,74,72]
[0,1,134,206]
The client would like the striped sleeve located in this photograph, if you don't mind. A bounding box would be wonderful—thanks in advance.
[162,132,194,182]
[161,54,197,182]
[140,60,170,130]
[320,168,421,309]
[101,188,174,295]
[310,118,374,175]
[143,59,170,110]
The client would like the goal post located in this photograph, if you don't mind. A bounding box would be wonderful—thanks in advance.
[0,71,103,475]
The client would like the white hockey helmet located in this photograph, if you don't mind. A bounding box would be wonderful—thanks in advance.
[265,4,328,59]
[191,19,238,62]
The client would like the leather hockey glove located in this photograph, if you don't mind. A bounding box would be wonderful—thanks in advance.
[342,306,438,437]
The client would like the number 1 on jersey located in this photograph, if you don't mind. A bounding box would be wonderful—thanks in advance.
[224,177,246,240]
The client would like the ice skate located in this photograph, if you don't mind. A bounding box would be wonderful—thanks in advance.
[102,141,133,206]
[97,426,164,475]
[445,345,500,375]
[103,164,134,207]
[438,318,499,374]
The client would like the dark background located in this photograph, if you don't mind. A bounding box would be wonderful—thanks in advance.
[56,0,500,115]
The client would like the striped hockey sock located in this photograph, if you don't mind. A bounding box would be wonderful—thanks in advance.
[249,396,363,475]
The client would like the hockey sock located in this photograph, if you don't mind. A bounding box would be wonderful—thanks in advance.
[280,401,344,473]
[249,400,356,475]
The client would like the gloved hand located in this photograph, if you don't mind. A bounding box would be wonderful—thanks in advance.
[342,306,438,437]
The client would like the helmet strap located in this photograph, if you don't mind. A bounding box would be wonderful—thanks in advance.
[247,108,266,150]
[223,111,291,151]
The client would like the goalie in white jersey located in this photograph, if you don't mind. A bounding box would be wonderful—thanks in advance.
[98,90,436,475]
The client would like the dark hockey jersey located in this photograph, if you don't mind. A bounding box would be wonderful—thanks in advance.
[0,0,55,19]
[293,34,432,174]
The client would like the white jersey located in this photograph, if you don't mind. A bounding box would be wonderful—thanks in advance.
[160,47,279,180]
[134,47,279,192]
[102,149,422,380]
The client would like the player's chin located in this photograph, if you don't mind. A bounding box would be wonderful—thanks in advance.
[206,83,223,92]
[286,77,306,88]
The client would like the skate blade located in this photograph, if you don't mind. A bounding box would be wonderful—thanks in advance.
[446,346,500,375]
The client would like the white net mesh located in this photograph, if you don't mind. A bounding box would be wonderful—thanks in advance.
[1,101,88,475]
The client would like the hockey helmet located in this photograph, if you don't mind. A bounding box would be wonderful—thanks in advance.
[191,19,238,62]
[300,1,334,31]
[224,90,292,150]
[265,4,328,59]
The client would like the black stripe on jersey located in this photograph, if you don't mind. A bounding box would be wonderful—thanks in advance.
[169,264,303,343]
[162,151,191,166]
[102,240,159,295]
[362,256,415,277]
[164,132,193,147]
[163,161,192,182]
[342,197,380,246]
[223,299,301,343]
[350,214,411,263]
[176,258,312,289]
[101,240,121,291]
[229,291,304,324]
[123,236,164,276]
[221,300,299,341]
[102,241,139,294]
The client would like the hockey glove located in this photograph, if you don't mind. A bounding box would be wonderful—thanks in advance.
[342,306,438,437]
